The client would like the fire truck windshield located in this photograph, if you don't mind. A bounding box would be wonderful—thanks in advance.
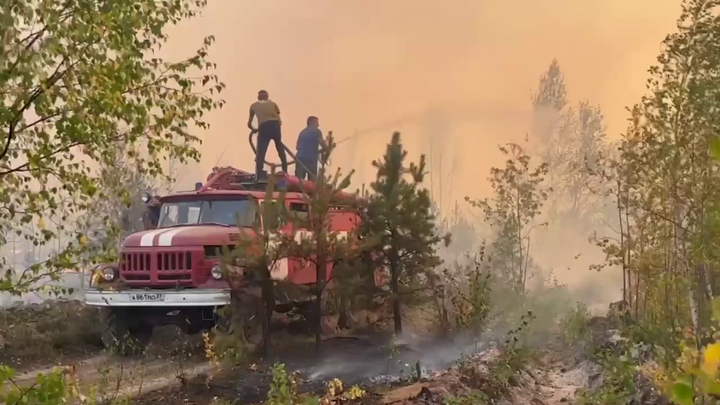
[157,199,256,228]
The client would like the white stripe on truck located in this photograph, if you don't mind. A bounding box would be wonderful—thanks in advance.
[140,229,168,247]
[157,228,186,246]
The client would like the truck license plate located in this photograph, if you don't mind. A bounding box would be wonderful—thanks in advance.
[129,293,165,302]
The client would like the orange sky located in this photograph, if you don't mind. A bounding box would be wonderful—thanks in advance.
[157,0,682,299]
[163,0,680,210]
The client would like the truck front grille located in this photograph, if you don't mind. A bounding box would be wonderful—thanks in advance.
[120,250,195,284]
[157,252,193,271]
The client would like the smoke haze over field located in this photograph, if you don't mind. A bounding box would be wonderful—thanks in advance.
[153,0,681,306]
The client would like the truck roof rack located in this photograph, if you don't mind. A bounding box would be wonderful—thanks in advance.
[198,167,283,192]
[197,166,358,203]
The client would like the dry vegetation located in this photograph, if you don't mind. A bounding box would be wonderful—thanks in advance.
[0,301,104,369]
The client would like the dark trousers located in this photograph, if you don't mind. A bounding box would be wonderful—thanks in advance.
[295,157,318,180]
[255,120,288,177]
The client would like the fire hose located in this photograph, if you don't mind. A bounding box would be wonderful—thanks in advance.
[248,131,316,180]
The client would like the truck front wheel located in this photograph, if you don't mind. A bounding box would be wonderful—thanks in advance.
[215,294,264,347]
[102,307,153,356]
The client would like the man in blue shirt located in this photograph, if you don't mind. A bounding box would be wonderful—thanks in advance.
[295,116,322,180]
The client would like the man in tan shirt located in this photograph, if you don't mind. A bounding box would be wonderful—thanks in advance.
[248,90,288,180]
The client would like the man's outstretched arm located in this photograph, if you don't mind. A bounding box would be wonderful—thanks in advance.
[247,107,256,131]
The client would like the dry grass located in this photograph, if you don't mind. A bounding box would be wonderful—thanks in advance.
[0,300,104,368]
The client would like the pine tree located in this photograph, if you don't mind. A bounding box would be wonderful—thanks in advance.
[361,132,448,336]
[281,132,360,351]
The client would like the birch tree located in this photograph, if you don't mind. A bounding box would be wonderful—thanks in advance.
[0,0,225,296]
[467,142,548,293]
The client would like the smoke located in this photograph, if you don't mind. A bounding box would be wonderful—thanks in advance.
[295,333,492,384]
[161,0,680,193]
[3,2,678,306]
[160,3,679,306]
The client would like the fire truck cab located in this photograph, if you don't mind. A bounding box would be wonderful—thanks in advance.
[85,167,377,354]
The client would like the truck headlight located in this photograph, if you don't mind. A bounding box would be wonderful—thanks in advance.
[211,265,223,280]
[101,267,115,281]
[141,192,151,203]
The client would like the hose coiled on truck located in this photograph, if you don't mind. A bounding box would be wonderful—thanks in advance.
[248,131,315,179]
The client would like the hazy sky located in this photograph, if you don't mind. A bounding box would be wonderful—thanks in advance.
[164,0,680,208]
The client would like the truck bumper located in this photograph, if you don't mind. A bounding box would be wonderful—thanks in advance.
[85,288,231,307]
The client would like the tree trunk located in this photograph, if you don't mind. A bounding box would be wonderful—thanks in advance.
[338,297,350,330]
[260,271,274,356]
[316,252,327,352]
[390,254,402,336]
[617,180,627,303]
[516,187,524,293]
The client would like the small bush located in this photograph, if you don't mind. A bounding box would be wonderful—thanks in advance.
[266,363,319,405]
[560,302,591,343]
[443,390,488,405]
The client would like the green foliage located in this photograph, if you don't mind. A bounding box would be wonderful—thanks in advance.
[0,0,225,296]
[266,363,319,405]
[280,131,361,345]
[0,366,66,405]
[667,298,720,403]
[451,311,536,401]
[442,390,488,405]
[502,311,536,372]
[577,349,636,405]
[281,131,357,290]
[361,131,449,335]
[450,265,492,333]
[590,0,720,346]
[560,302,591,344]
[0,1,223,402]
[466,142,548,293]
[216,171,292,356]
[434,253,493,335]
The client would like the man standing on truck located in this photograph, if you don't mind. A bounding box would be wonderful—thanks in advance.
[248,90,288,180]
[295,116,323,180]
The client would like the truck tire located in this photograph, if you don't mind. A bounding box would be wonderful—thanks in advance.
[102,308,153,356]
[215,294,264,347]
[297,292,335,334]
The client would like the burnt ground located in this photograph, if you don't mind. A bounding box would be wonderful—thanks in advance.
[134,331,487,405]
[2,302,623,405]
[132,316,626,405]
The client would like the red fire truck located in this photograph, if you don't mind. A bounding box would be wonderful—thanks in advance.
[85,167,384,354]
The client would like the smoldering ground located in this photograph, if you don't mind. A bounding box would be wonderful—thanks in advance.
[202,331,499,404]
